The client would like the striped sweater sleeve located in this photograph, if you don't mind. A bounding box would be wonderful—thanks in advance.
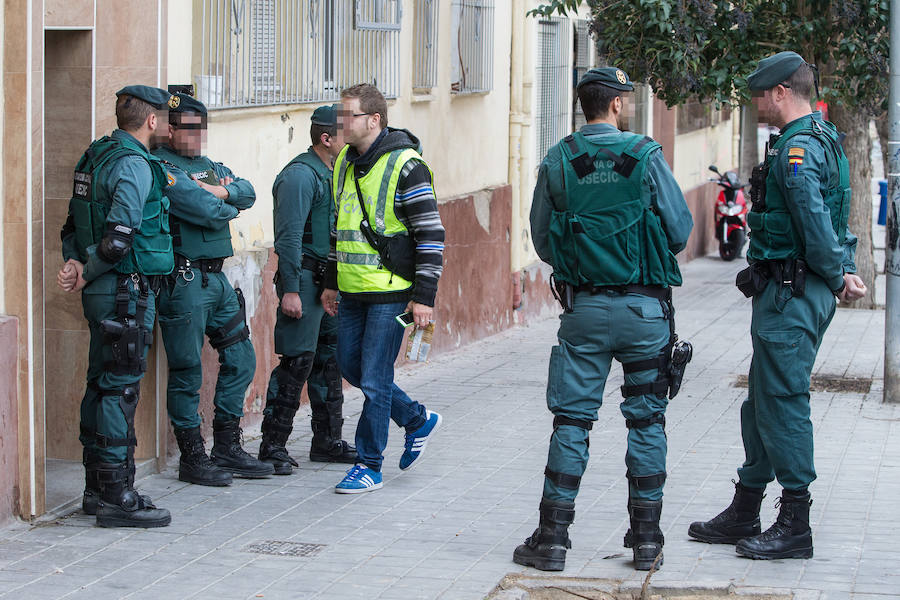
[396,159,444,306]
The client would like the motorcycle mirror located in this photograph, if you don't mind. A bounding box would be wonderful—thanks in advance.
[708,165,720,174]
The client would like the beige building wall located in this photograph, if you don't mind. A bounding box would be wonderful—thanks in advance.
[673,116,740,190]
[168,0,513,249]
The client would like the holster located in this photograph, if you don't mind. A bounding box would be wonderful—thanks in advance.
[550,273,574,313]
[102,274,151,375]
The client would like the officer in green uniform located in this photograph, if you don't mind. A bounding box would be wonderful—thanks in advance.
[688,52,866,560]
[57,85,176,528]
[513,67,693,571]
[258,104,357,474]
[153,92,274,483]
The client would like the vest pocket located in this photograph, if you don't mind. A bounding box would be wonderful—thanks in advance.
[565,200,642,285]
[132,199,174,274]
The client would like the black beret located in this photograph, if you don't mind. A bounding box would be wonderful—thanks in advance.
[747,51,806,91]
[115,85,178,110]
[170,92,208,116]
[576,67,634,91]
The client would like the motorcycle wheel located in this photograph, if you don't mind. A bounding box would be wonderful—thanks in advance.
[719,229,745,261]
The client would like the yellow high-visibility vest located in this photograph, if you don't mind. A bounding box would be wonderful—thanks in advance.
[332,145,428,293]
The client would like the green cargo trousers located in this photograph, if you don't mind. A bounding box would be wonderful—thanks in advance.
[738,274,836,491]
[265,268,337,415]
[157,270,255,430]
[79,272,156,463]
[543,290,672,503]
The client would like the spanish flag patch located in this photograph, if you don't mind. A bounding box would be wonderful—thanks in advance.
[787,147,804,175]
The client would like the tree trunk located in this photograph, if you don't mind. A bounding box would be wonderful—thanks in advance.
[830,104,876,309]
[876,111,889,180]
[739,104,759,181]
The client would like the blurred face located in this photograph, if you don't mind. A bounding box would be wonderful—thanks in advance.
[148,109,170,147]
[752,85,789,128]
[339,97,378,147]
[169,112,207,157]
[324,122,347,159]
[617,94,635,130]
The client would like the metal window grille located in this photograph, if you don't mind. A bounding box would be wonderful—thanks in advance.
[535,17,570,163]
[413,0,439,90]
[354,0,401,30]
[451,0,495,94]
[197,0,400,109]
[572,19,590,130]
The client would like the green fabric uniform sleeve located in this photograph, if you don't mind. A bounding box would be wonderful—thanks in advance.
[213,162,256,210]
[166,167,239,228]
[645,149,693,254]
[529,153,558,266]
[82,155,153,282]
[274,165,317,293]
[776,135,846,291]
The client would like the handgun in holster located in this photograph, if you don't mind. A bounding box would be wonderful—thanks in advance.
[550,273,574,313]
[668,339,693,399]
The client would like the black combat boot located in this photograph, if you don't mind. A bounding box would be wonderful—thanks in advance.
[310,400,357,463]
[259,403,299,475]
[174,426,232,487]
[95,462,171,528]
[513,499,575,571]
[624,498,665,570]
[82,449,100,515]
[688,481,765,544]
[211,417,275,478]
[736,489,813,559]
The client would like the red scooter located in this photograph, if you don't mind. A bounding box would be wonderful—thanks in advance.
[709,165,748,261]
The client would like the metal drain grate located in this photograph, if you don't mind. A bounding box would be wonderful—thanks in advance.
[243,540,326,557]
[734,374,872,394]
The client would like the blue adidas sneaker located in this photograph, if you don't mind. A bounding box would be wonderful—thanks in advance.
[335,464,383,494]
[399,410,442,471]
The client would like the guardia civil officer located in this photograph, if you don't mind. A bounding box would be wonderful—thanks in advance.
[688,52,866,560]
[513,67,693,571]
[257,104,357,473]
[57,85,177,528]
[153,92,274,483]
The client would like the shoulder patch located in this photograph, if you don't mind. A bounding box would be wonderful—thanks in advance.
[787,147,805,158]
[166,172,176,187]
[787,154,804,176]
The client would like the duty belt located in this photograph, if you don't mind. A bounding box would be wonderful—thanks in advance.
[174,254,224,287]
[574,283,670,301]
[301,254,327,273]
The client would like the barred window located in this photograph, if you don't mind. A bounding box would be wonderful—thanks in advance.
[413,0,439,90]
[450,0,495,94]
[535,17,570,163]
[196,0,400,109]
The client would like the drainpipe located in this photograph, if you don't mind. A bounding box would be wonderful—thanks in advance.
[509,0,525,306]
[885,0,900,402]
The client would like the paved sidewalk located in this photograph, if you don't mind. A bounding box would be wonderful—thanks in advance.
[0,256,895,600]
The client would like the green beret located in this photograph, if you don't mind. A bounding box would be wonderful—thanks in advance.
[576,67,634,91]
[115,85,178,110]
[311,103,339,126]
[747,51,806,91]
[170,92,208,116]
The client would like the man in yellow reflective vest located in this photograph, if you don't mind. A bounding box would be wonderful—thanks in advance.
[321,83,445,493]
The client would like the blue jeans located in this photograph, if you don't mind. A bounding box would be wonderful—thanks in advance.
[336,297,427,471]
